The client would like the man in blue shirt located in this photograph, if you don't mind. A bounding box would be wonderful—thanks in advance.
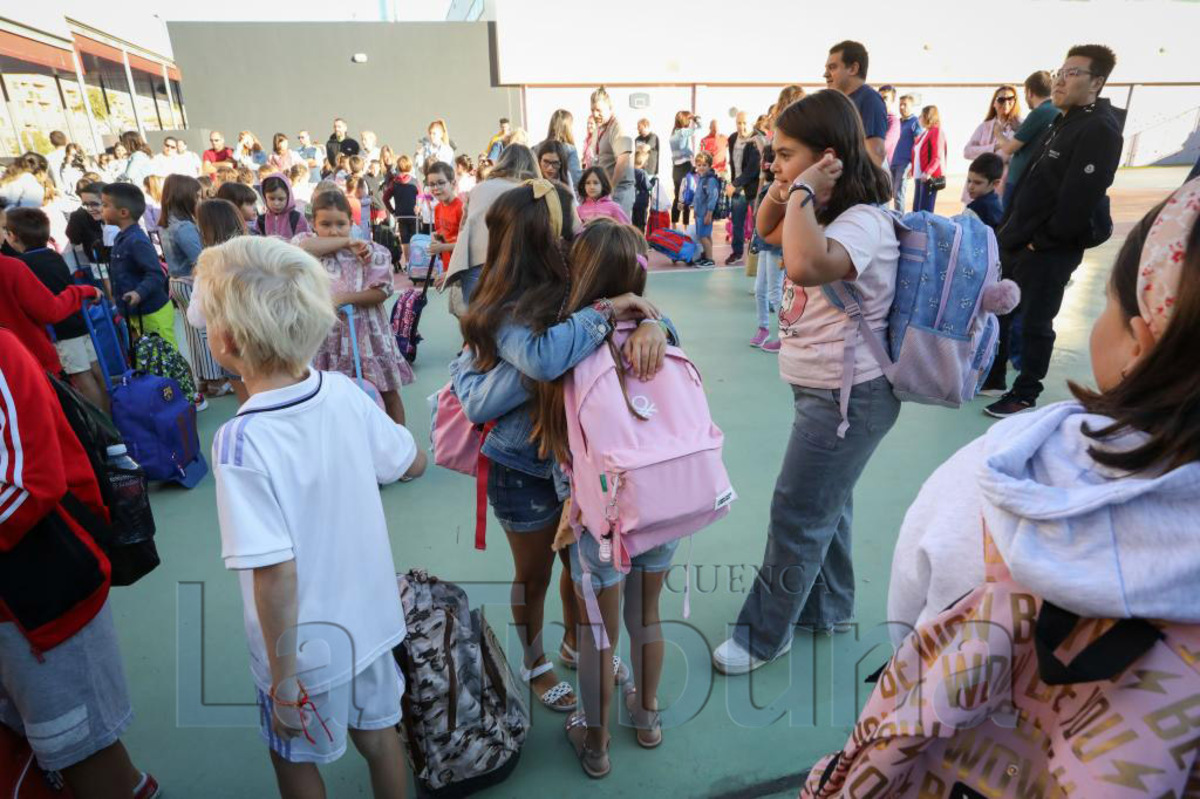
[825,40,888,166]
[890,94,923,211]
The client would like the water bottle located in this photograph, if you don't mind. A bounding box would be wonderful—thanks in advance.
[105,445,155,542]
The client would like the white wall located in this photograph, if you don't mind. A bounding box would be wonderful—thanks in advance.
[496,0,1200,85]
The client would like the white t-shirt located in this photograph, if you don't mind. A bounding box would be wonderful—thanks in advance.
[213,370,417,691]
[777,204,899,389]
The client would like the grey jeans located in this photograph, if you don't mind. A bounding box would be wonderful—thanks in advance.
[733,377,900,661]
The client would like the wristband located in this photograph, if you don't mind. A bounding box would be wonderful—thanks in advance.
[591,298,615,322]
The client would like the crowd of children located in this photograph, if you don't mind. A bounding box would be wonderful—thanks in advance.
[7,40,1200,796]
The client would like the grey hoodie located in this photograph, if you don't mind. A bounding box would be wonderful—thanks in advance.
[887,401,1200,645]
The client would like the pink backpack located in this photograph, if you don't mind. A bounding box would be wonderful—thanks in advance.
[803,528,1200,798]
[564,323,735,643]
[429,382,494,550]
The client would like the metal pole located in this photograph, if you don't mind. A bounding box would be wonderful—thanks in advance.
[121,48,145,139]
[161,63,178,129]
[72,49,103,153]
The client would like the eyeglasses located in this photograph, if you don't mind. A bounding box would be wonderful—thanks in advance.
[82,201,102,209]
[541,159,561,168]
[1053,67,1095,82]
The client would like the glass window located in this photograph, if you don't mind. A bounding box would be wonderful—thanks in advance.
[0,78,21,158]
[0,55,71,154]
[129,67,161,131]
[80,53,138,139]
[169,79,186,129]
[58,75,97,155]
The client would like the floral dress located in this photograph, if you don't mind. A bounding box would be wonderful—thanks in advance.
[297,233,415,389]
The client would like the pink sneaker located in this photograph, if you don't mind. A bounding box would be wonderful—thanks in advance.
[749,327,769,348]
[760,338,781,353]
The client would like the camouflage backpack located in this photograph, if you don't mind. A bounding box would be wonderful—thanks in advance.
[132,332,197,402]
[393,571,528,796]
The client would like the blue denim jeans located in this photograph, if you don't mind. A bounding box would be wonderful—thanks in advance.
[733,377,900,661]
[730,193,750,257]
[755,249,784,329]
[889,163,909,212]
[913,180,938,213]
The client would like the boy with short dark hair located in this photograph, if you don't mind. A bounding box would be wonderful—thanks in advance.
[965,153,1005,230]
[101,183,176,345]
[5,207,109,412]
[424,161,462,269]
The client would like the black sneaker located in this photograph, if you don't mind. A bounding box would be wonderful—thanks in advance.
[984,393,1035,419]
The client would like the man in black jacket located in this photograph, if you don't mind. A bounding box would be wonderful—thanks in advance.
[984,44,1123,419]
[725,111,762,265]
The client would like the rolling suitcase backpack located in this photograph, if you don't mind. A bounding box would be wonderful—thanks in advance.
[390,265,434,364]
[83,299,208,488]
[647,228,698,265]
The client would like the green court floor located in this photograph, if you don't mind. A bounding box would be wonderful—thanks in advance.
[109,168,1188,798]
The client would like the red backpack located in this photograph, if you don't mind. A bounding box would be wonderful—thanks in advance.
[803,528,1200,798]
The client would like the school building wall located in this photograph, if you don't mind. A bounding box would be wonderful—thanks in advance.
[165,21,521,163]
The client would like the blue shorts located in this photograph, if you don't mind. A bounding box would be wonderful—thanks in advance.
[487,462,564,533]
[695,221,713,239]
[569,532,679,589]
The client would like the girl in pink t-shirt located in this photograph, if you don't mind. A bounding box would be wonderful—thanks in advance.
[712,89,901,677]
[576,167,631,226]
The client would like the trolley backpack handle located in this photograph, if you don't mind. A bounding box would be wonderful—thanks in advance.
[340,303,367,390]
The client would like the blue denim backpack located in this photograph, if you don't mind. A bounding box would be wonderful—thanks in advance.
[823,210,1019,437]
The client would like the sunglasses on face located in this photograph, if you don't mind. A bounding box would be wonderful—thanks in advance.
[996,96,1017,104]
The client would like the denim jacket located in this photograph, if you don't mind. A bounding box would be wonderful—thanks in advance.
[450,308,678,478]
[692,173,721,220]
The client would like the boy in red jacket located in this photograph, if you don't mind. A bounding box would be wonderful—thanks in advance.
[0,330,159,797]
[0,253,99,374]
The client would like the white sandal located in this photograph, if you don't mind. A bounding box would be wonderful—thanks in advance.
[559,644,629,685]
[521,660,577,712]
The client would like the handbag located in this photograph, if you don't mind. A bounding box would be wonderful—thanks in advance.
[927,175,947,192]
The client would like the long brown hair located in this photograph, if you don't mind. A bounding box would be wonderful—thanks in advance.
[1070,201,1200,472]
[773,89,891,226]
[546,109,576,147]
[460,183,578,372]
[984,84,1022,123]
[531,220,648,462]
[160,174,202,227]
[197,198,247,246]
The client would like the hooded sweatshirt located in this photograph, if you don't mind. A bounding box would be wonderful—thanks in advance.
[257,172,310,240]
[887,401,1200,646]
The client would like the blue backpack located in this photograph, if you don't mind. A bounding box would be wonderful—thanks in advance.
[111,373,208,488]
[823,210,1019,437]
[680,172,697,206]
[83,296,208,487]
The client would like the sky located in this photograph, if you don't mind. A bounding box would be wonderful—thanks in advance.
[160,0,453,21]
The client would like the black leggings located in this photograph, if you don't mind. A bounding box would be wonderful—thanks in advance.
[672,162,692,226]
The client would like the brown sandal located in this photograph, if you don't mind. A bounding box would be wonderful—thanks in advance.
[623,686,663,749]
[564,712,611,778]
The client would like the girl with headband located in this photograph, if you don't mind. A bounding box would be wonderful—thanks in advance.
[888,178,1200,640]
[450,182,672,732]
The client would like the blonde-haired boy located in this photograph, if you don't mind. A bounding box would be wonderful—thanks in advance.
[197,236,425,796]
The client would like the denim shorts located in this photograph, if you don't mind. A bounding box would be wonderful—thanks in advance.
[486,462,564,533]
[569,532,679,589]
[695,221,713,239]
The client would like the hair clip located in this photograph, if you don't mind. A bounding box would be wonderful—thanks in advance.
[636,254,649,270]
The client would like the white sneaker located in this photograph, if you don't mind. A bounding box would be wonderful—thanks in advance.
[712,636,792,676]
[194,396,209,412]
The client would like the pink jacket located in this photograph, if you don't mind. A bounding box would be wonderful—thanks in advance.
[578,197,631,226]
[963,116,1022,162]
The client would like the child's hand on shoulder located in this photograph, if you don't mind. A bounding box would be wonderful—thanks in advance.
[347,240,371,262]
